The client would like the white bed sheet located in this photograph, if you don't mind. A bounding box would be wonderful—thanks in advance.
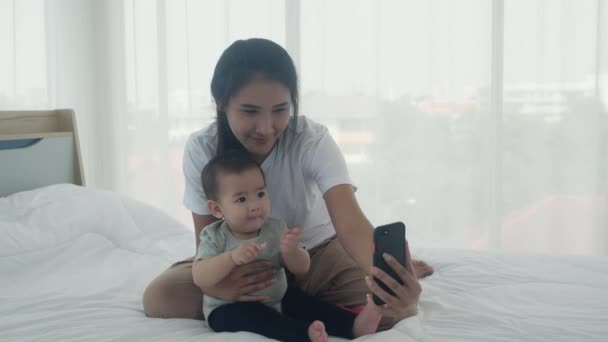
[1,185,607,341]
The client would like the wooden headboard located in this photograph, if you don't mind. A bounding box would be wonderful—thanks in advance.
[0,109,85,197]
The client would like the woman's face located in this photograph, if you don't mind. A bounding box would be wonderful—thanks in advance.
[223,78,292,163]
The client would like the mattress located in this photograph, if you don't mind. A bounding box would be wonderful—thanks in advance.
[1,184,607,341]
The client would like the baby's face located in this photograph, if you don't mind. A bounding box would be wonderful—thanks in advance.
[216,168,270,236]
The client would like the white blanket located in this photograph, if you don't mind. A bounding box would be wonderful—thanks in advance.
[1,185,607,341]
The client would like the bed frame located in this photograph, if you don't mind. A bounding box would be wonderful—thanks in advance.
[0,109,85,197]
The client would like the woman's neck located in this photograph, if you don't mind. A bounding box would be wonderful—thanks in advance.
[253,154,268,164]
[254,139,280,164]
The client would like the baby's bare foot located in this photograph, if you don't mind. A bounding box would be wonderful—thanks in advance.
[308,320,328,342]
[413,258,434,279]
[353,294,382,338]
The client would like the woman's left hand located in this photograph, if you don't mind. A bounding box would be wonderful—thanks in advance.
[365,240,421,319]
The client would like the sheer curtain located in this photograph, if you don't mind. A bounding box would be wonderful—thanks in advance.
[1,0,606,255]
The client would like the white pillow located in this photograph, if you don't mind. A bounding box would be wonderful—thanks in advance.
[0,184,190,257]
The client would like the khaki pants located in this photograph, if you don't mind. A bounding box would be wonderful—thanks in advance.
[143,236,395,330]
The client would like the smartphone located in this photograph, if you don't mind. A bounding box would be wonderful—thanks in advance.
[372,222,406,306]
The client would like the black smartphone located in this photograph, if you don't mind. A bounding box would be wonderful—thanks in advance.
[372,222,406,305]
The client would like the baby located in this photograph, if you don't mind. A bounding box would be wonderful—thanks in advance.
[192,151,381,342]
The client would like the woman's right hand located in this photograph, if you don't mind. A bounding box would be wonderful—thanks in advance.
[365,240,422,320]
[202,259,276,302]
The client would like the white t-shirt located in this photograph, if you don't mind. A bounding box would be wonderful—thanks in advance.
[182,116,355,249]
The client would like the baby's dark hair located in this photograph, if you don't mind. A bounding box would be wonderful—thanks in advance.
[201,150,266,201]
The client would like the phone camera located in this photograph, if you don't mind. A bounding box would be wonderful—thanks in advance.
[383,230,388,235]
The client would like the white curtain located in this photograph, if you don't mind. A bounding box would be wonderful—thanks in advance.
[1,0,607,255]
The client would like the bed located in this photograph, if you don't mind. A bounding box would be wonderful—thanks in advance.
[2,111,608,341]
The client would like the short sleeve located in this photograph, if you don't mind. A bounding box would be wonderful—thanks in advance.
[195,225,225,260]
[302,128,356,195]
[274,219,288,239]
[183,134,212,215]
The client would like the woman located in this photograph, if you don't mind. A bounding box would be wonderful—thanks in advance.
[143,38,433,330]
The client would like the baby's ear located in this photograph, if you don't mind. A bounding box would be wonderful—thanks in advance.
[207,200,223,219]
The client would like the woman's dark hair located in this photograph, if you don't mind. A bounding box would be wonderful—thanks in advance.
[201,150,266,201]
[210,38,299,155]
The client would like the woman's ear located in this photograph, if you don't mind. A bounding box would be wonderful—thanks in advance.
[207,200,223,219]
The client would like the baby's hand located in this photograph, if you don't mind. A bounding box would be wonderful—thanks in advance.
[280,227,301,255]
[231,241,265,265]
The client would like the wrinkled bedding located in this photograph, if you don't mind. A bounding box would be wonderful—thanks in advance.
[1,185,607,341]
